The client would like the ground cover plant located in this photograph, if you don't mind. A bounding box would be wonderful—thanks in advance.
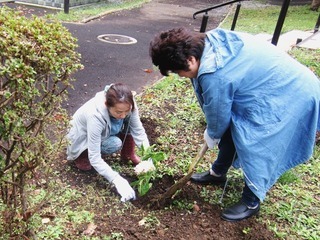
[1,0,319,239]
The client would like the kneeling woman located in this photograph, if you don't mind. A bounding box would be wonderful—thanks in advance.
[66,83,150,202]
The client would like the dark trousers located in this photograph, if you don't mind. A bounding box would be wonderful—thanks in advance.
[211,127,260,207]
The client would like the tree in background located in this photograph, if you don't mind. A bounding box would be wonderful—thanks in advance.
[311,0,320,10]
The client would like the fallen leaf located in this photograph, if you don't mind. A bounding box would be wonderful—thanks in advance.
[143,69,153,73]
[53,114,64,121]
[138,219,146,226]
[83,222,97,236]
[42,218,50,224]
[193,204,200,212]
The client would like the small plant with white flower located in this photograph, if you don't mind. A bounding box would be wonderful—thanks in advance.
[131,145,166,196]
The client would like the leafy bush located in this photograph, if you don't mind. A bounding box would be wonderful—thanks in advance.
[0,7,82,237]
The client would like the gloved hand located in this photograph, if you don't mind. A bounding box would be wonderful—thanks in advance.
[134,158,156,175]
[204,129,220,149]
[112,175,136,202]
[142,140,150,151]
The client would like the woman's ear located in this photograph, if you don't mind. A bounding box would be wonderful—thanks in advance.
[187,56,200,75]
[188,56,197,64]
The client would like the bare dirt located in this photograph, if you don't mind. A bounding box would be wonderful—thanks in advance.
[52,115,276,240]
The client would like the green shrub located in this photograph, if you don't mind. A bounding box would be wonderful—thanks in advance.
[0,7,82,237]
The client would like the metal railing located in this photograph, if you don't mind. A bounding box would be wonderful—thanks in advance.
[193,0,243,33]
[271,0,290,45]
[314,13,320,33]
[192,0,300,46]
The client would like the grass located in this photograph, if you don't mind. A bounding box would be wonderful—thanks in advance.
[290,48,320,76]
[220,1,319,34]
[47,0,150,22]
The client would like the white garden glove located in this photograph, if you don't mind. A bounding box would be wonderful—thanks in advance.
[134,158,156,175]
[204,129,220,149]
[112,175,136,202]
[142,140,150,150]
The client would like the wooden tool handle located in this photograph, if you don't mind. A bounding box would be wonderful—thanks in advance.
[187,142,208,174]
[153,142,208,203]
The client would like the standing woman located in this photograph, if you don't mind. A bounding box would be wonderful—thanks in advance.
[149,27,320,221]
[66,83,150,202]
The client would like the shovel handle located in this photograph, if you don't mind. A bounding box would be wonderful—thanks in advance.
[156,142,208,202]
[187,142,208,174]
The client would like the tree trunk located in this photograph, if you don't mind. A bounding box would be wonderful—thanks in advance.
[311,0,320,10]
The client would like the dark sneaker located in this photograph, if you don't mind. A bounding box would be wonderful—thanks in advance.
[221,200,260,222]
[190,170,227,185]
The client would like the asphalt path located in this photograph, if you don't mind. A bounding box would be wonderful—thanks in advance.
[63,0,231,113]
[2,0,230,113]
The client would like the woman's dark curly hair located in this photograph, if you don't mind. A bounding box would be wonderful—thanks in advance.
[149,27,206,76]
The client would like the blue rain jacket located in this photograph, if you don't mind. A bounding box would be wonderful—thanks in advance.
[191,28,320,201]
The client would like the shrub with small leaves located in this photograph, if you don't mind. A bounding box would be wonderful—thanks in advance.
[0,7,82,237]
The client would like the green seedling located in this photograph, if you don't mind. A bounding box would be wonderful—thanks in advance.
[131,145,166,196]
